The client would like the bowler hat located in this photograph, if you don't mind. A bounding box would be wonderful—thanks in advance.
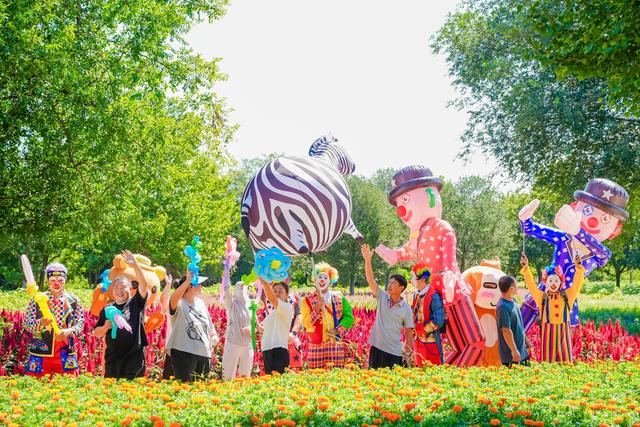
[388,165,443,206]
[573,178,629,221]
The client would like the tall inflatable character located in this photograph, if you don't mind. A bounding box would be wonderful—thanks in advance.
[241,134,363,256]
[519,178,629,331]
[462,259,504,366]
[301,262,354,369]
[376,166,485,366]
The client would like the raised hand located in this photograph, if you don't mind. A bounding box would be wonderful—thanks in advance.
[375,244,398,266]
[360,244,373,261]
[520,252,529,269]
[554,204,582,236]
[121,250,137,265]
[518,199,540,221]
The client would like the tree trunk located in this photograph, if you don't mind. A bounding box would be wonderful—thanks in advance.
[615,265,622,288]
[39,253,49,286]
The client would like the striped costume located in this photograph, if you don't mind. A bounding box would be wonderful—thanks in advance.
[301,292,354,369]
[522,264,585,363]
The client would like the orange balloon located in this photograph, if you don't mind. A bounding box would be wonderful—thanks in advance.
[144,311,165,333]
[90,286,111,317]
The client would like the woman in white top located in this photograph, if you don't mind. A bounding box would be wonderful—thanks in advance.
[166,268,219,382]
[259,278,294,374]
[221,281,253,380]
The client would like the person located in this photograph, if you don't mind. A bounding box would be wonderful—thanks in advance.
[375,165,484,367]
[166,268,219,381]
[361,244,414,369]
[159,273,174,380]
[94,250,150,379]
[24,262,84,377]
[521,253,585,363]
[301,262,354,369]
[496,274,529,368]
[259,278,294,374]
[410,262,445,366]
[221,281,254,380]
[260,281,302,369]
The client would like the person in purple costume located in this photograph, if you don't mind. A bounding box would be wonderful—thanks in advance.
[518,178,629,331]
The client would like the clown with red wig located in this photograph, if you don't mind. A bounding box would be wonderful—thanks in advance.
[410,262,445,366]
[301,262,354,369]
[520,254,585,363]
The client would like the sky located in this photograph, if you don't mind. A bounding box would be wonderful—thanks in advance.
[186,1,505,184]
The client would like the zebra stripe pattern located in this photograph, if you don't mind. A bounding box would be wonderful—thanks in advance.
[308,134,356,176]
[241,136,362,256]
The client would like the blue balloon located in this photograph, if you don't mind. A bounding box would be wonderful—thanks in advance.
[253,247,291,283]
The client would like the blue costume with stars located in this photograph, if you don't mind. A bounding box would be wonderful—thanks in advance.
[519,218,611,330]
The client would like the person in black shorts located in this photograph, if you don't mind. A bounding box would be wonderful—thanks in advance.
[94,250,149,379]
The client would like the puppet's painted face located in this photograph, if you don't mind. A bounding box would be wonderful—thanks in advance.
[474,272,501,310]
[315,271,331,293]
[545,274,562,293]
[574,201,621,242]
[394,186,442,230]
[48,276,66,294]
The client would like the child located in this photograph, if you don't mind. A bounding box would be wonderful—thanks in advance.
[521,253,585,362]
[94,250,149,379]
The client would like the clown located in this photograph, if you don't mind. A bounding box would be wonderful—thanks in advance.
[411,263,445,366]
[462,259,504,366]
[518,178,629,331]
[24,262,84,377]
[375,165,485,366]
[520,254,585,362]
[301,262,354,369]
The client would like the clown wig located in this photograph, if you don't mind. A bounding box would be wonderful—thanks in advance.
[314,262,339,285]
[411,262,432,283]
[542,264,566,288]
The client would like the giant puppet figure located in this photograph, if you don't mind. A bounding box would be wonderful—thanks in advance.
[462,259,504,366]
[376,166,485,367]
[518,178,629,332]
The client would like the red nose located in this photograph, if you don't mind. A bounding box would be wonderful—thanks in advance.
[587,217,599,228]
[396,206,407,218]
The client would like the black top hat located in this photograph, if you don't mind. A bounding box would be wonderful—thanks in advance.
[388,165,443,206]
[573,178,629,222]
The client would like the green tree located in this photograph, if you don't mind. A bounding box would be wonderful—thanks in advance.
[440,176,512,272]
[432,0,640,196]
[0,0,235,287]
[519,0,640,115]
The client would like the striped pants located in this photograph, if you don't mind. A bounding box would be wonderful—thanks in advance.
[306,341,345,369]
[541,322,573,363]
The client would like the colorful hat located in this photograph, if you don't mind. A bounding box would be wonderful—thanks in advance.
[573,178,629,221]
[388,165,443,206]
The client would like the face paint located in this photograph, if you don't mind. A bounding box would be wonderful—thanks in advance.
[426,187,436,208]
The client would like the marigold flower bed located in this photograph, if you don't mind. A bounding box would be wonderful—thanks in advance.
[0,361,639,426]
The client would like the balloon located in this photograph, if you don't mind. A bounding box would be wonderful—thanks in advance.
[241,134,363,256]
[100,269,112,292]
[184,236,202,287]
[462,259,504,366]
[105,305,132,339]
[519,178,629,330]
[220,236,241,304]
[21,254,61,335]
[375,165,485,367]
[253,247,291,283]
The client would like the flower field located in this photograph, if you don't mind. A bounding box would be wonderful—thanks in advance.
[0,291,639,426]
[1,361,639,426]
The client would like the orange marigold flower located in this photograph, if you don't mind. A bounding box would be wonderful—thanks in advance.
[404,403,416,411]
[317,403,329,411]
[303,410,314,417]
[490,420,501,426]
[251,416,260,424]
[154,420,166,427]
[414,415,424,422]
[373,419,382,425]
[453,405,463,413]
[169,423,181,427]
[613,417,624,425]
[274,420,295,427]
[44,422,54,427]
[489,407,499,413]
[120,418,132,427]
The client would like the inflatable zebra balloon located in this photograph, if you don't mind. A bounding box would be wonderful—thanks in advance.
[241,134,364,256]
